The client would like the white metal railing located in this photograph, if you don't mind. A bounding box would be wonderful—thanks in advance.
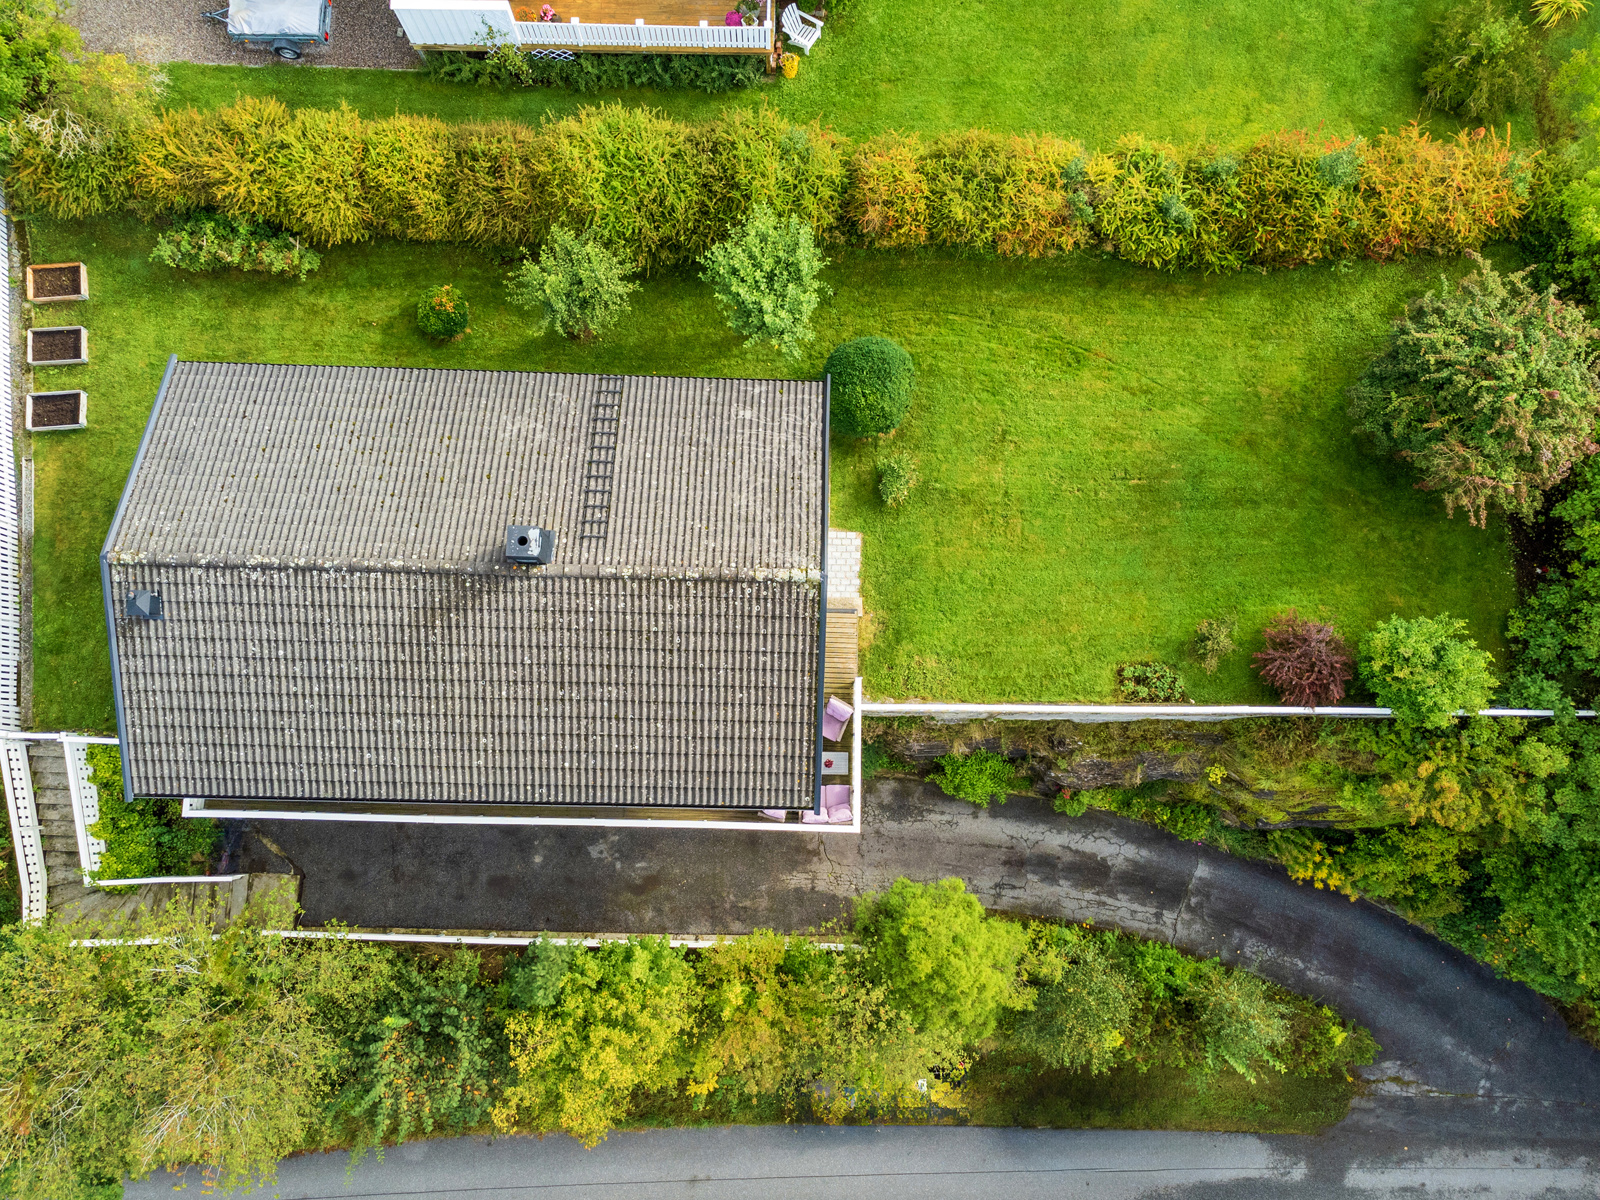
[857,703,1598,723]
[513,18,770,49]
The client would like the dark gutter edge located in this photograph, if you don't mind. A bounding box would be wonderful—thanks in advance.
[101,354,178,806]
[813,373,831,815]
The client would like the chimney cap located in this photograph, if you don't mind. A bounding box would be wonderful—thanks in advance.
[126,590,164,620]
[506,525,556,566]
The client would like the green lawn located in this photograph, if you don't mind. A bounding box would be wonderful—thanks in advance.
[26,215,1514,729]
[158,0,1585,146]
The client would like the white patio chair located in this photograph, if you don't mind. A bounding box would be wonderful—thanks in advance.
[781,3,823,53]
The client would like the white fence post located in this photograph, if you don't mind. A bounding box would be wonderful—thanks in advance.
[1,737,45,920]
[62,737,104,883]
[851,675,862,830]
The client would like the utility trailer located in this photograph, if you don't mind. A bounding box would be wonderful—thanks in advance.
[204,0,333,59]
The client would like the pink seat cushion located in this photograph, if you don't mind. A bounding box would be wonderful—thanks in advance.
[823,785,852,823]
[758,809,789,821]
[822,696,854,742]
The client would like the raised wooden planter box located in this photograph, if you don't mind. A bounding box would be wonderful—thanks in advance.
[27,326,87,366]
[26,262,87,304]
[26,390,86,431]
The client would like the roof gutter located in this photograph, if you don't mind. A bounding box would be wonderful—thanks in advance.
[101,354,178,805]
[813,373,831,816]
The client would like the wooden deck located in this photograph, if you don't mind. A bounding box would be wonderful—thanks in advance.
[824,600,860,704]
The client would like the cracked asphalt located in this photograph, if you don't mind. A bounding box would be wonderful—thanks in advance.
[241,777,1600,1115]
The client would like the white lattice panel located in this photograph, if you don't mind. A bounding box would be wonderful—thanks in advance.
[63,738,104,880]
[1,738,45,919]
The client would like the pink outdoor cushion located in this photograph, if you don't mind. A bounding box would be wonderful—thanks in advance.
[823,785,853,823]
[822,696,854,742]
[758,808,789,821]
[725,10,742,23]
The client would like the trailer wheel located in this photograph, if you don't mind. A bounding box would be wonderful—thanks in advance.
[271,40,302,59]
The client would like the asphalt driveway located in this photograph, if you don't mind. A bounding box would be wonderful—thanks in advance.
[240,777,1600,1111]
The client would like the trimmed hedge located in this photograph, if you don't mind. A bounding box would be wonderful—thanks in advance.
[827,336,913,436]
[5,101,1531,271]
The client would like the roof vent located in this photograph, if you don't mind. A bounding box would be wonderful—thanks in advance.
[125,590,163,621]
[506,525,556,566]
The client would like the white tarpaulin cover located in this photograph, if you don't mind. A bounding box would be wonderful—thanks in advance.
[227,0,322,37]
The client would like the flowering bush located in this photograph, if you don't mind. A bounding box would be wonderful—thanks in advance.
[417,284,470,340]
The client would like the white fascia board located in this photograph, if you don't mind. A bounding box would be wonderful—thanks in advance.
[183,797,859,834]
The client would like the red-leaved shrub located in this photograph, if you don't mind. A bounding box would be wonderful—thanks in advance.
[1253,610,1354,705]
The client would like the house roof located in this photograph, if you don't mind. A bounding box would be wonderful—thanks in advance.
[105,361,827,809]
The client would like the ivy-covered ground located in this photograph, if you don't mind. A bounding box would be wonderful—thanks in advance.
[157,0,1595,145]
[26,215,1513,729]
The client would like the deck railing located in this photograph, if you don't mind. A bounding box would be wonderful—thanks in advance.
[513,18,771,48]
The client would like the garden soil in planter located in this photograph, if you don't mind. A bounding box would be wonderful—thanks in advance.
[28,326,86,365]
[26,262,87,303]
[26,391,85,431]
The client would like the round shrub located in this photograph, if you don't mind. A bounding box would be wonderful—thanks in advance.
[417,284,470,340]
[826,336,913,437]
[1359,614,1497,729]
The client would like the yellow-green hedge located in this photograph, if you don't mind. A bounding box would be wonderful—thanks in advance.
[5,99,1531,271]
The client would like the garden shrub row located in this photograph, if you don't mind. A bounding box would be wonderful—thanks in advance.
[0,879,1375,1195]
[5,99,1530,270]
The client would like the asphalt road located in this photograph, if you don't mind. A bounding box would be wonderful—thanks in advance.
[125,1120,1600,1199]
[241,778,1600,1106]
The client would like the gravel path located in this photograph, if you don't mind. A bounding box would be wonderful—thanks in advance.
[67,0,423,70]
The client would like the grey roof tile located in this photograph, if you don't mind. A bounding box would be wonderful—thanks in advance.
[107,363,826,808]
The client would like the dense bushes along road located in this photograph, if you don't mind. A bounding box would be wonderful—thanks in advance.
[5,100,1527,271]
[0,880,1374,1199]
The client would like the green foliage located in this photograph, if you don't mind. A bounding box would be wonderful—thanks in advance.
[1508,458,1600,699]
[424,47,765,94]
[1421,0,1537,119]
[492,937,696,1146]
[1077,782,1224,841]
[1349,255,1600,526]
[995,925,1377,1084]
[505,225,639,340]
[876,449,919,507]
[930,748,1024,807]
[854,877,1029,1047]
[150,209,321,280]
[1007,925,1138,1074]
[0,893,351,1195]
[85,745,219,881]
[417,283,470,340]
[827,336,914,438]
[497,939,575,1011]
[330,948,504,1156]
[1116,661,1189,702]
[1359,614,1498,729]
[1193,616,1237,674]
[700,203,830,358]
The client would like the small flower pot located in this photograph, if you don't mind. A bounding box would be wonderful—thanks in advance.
[26,390,86,431]
[27,326,88,366]
[26,262,88,304]
[742,13,756,24]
